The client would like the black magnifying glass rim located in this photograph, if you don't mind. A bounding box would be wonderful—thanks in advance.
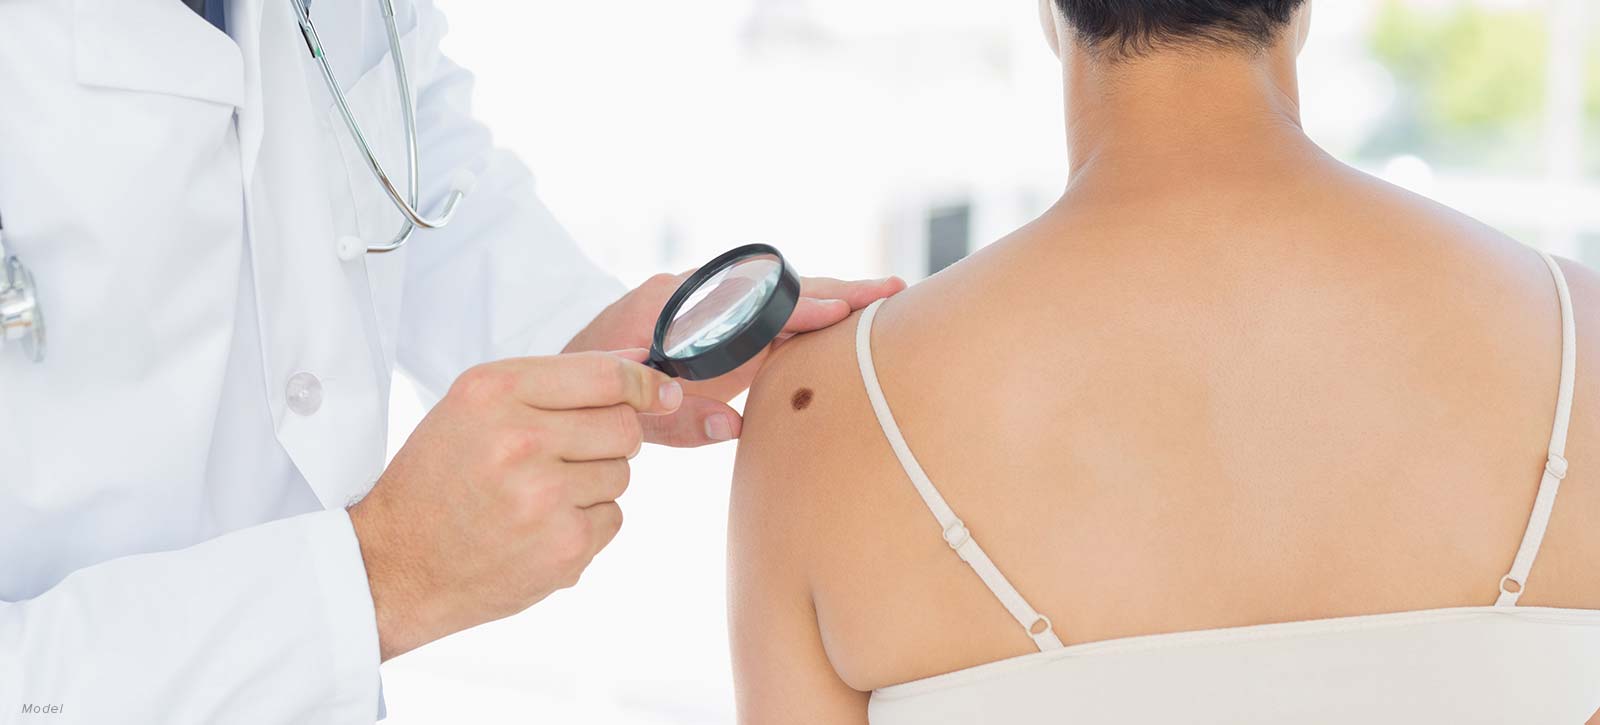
[648,243,800,381]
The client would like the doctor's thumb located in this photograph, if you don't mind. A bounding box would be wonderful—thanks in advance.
[640,396,743,449]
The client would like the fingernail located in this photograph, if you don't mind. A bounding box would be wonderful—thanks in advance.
[705,415,734,442]
[659,381,683,411]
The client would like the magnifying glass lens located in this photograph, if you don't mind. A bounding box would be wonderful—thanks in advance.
[663,254,783,359]
[648,244,800,381]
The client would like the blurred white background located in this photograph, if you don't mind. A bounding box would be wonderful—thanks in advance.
[380,0,1597,722]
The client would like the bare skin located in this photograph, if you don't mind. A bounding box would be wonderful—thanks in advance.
[729,5,1600,722]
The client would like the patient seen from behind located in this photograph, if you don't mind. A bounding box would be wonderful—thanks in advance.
[728,1,1600,723]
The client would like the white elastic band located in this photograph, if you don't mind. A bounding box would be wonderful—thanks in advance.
[1497,251,1577,607]
[856,300,1064,650]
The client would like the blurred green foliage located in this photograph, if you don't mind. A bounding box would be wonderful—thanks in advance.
[1364,0,1598,170]
[1590,37,1600,121]
[1371,2,1545,130]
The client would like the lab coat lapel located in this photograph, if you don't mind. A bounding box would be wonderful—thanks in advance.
[237,0,389,510]
[74,0,244,108]
[230,0,266,185]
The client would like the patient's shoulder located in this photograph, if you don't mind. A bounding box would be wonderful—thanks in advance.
[735,307,880,500]
[729,302,926,588]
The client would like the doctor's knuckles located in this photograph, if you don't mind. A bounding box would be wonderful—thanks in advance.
[349,352,681,661]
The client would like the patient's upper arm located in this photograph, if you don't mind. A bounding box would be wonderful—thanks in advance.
[728,316,870,724]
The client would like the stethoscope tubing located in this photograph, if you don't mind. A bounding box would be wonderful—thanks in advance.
[292,0,465,253]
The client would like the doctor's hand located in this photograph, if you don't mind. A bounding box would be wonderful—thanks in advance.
[565,272,906,447]
[348,352,680,661]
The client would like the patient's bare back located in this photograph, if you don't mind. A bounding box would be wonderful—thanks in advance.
[732,161,1600,693]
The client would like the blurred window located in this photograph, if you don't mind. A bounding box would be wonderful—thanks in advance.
[927,202,973,275]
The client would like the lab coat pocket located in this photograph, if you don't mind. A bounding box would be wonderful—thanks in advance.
[323,25,423,245]
[322,25,426,363]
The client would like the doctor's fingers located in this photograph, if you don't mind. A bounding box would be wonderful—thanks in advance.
[640,395,744,448]
[782,297,853,336]
[798,275,908,310]
[537,404,646,462]
[582,502,625,557]
[458,353,681,415]
[560,459,632,508]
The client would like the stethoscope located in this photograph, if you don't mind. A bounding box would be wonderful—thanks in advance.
[293,0,804,379]
[291,0,469,253]
[2,0,803,375]
[1,219,801,378]
[0,0,459,365]
[0,213,44,363]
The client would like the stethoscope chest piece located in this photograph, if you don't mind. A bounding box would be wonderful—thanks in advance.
[0,254,44,363]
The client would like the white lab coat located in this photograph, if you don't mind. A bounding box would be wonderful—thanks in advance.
[0,0,625,722]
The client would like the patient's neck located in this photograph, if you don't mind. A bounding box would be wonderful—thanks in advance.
[1060,45,1318,192]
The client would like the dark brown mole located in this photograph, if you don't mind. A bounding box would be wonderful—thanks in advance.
[791,387,815,411]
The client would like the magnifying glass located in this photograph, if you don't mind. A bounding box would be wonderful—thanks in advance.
[647,244,800,381]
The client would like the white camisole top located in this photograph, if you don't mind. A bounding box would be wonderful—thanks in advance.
[856,251,1600,723]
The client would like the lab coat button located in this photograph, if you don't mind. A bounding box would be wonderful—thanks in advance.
[337,236,365,262]
[286,372,324,416]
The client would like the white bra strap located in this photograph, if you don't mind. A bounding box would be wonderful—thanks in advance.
[1497,251,1577,607]
[855,300,1064,650]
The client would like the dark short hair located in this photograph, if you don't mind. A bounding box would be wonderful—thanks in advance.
[1055,0,1308,57]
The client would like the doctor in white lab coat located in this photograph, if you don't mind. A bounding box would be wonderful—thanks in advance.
[0,0,903,722]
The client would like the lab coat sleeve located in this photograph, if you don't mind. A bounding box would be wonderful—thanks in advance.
[395,0,628,398]
[0,510,379,724]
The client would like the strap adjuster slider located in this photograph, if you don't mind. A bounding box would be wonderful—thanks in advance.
[943,520,971,550]
[1547,454,1569,480]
